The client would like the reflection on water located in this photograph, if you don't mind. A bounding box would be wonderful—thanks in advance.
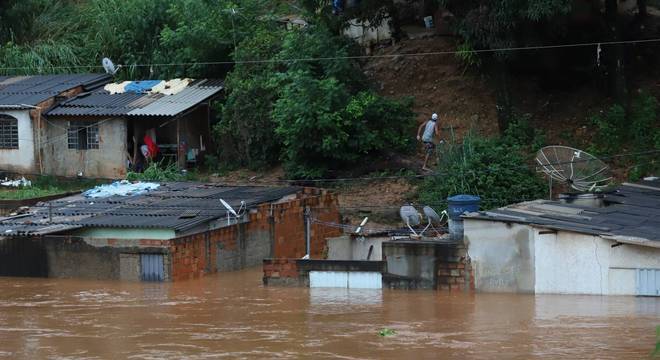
[0,268,657,359]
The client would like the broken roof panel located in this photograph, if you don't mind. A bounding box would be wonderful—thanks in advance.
[46,79,223,117]
[0,183,300,236]
[0,74,111,107]
[465,180,660,245]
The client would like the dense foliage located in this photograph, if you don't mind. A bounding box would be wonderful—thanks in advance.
[418,119,547,210]
[216,24,415,177]
[591,92,660,180]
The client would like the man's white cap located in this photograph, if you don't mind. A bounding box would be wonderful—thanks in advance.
[432,113,438,120]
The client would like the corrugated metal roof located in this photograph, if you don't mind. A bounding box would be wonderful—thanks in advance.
[46,79,223,117]
[0,74,111,106]
[464,180,660,244]
[0,183,300,236]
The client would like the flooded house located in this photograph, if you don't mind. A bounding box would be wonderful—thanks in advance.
[0,182,340,281]
[463,179,660,296]
[0,74,111,175]
[45,79,223,178]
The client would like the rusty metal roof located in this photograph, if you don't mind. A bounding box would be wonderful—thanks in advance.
[46,79,223,117]
[0,182,300,236]
[0,74,111,107]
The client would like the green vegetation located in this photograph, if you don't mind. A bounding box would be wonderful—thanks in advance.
[216,23,415,178]
[126,161,201,182]
[378,328,396,337]
[419,119,547,210]
[0,176,103,200]
[590,92,660,181]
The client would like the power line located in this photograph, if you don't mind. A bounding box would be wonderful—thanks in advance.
[1,38,660,72]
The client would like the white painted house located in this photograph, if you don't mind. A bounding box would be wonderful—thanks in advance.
[0,74,111,175]
[463,180,660,296]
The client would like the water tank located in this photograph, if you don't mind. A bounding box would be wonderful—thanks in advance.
[447,195,481,220]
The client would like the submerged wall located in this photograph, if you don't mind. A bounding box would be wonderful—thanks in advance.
[465,218,660,295]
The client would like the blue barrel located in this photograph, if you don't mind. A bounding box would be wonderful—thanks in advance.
[447,195,481,220]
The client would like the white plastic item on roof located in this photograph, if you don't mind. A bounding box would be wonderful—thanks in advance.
[149,78,193,95]
[103,81,131,94]
[82,180,160,198]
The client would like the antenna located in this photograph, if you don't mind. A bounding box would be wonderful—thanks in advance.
[220,199,245,225]
[399,205,421,236]
[102,57,122,75]
[421,206,447,237]
[355,217,369,235]
[536,146,613,194]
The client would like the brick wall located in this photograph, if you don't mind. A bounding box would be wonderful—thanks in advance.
[262,258,301,286]
[170,189,341,281]
[436,244,474,292]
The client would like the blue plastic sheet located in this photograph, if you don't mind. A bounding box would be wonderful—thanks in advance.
[83,180,160,198]
[124,80,163,94]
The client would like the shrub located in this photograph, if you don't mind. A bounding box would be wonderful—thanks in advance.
[418,132,547,210]
[127,161,183,182]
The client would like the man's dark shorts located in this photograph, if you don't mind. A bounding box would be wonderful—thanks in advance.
[424,141,435,155]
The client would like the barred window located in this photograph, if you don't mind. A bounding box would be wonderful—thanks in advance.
[67,121,99,150]
[0,115,19,149]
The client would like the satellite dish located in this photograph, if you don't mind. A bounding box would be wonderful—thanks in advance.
[536,146,612,192]
[355,217,369,235]
[102,57,122,75]
[421,206,447,236]
[220,199,246,225]
[400,205,421,235]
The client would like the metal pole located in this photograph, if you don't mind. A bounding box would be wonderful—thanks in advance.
[305,207,311,258]
[549,176,553,200]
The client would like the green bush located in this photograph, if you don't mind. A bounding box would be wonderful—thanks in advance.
[590,92,660,179]
[418,132,547,210]
[127,161,183,182]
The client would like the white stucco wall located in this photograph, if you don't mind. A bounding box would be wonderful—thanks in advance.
[464,220,536,293]
[0,110,36,173]
[465,218,660,295]
[327,235,386,261]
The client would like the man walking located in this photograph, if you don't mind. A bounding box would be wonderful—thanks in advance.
[417,113,440,171]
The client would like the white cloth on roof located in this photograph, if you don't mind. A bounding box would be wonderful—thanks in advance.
[83,180,160,198]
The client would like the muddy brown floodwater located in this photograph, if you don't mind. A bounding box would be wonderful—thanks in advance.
[0,269,658,359]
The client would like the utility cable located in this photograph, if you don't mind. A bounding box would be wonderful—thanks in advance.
[1,38,660,72]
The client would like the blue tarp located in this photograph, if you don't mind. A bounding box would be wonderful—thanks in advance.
[124,80,163,94]
[83,180,160,198]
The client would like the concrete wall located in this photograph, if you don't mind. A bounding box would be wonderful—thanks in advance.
[343,17,393,47]
[0,110,37,174]
[42,117,127,178]
[464,220,535,293]
[327,235,387,261]
[465,219,660,295]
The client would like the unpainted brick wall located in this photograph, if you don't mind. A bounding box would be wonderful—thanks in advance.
[170,189,341,281]
[436,244,474,292]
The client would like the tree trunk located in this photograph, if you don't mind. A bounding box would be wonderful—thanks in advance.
[487,58,513,134]
[605,0,628,106]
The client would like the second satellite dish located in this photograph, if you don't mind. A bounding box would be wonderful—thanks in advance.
[536,146,612,192]
[102,57,122,75]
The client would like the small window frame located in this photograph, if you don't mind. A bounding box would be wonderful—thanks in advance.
[0,114,19,149]
[67,121,100,150]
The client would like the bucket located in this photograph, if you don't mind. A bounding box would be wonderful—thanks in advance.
[447,195,481,220]
[423,16,434,29]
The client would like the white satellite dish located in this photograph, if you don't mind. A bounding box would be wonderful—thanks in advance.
[400,205,421,236]
[102,57,122,75]
[220,199,245,225]
[536,146,613,193]
[355,217,369,235]
[421,206,447,236]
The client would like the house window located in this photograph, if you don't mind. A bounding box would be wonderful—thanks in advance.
[67,121,99,150]
[0,115,19,149]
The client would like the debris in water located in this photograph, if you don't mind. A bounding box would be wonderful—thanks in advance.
[378,328,396,337]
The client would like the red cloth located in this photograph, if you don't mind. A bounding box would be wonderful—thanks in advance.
[143,135,159,158]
